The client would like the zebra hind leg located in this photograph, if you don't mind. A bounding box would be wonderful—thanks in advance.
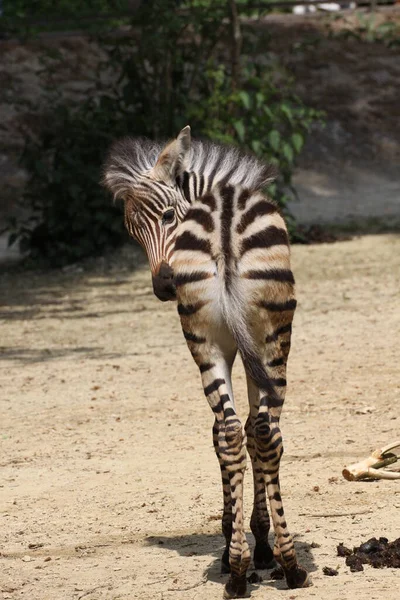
[261,420,309,588]
[177,284,250,596]
[187,348,250,597]
[205,363,250,598]
[253,336,309,588]
[213,420,233,575]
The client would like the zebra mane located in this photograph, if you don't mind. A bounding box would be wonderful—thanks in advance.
[103,136,277,200]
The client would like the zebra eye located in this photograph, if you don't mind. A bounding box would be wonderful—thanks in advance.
[162,208,175,225]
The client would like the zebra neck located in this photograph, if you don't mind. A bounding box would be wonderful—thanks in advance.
[179,171,210,204]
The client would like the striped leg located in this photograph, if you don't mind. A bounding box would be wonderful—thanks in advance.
[214,420,234,574]
[204,363,250,598]
[210,349,237,574]
[251,319,309,589]
[245,381,276,571]
[182,328,250,598]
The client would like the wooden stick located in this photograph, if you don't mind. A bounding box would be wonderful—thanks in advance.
[367,467,400,480]
[379,441,400,456]
[343,441,400,481]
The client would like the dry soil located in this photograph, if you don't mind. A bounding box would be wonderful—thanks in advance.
[1,234,400,600]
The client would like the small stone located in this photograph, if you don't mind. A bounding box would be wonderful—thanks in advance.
[346,555,364,572]
[247,572,262,584]
[323,566,338,576]
[270,566,285,580]
[22,555,32,562]
[337,543,352,557]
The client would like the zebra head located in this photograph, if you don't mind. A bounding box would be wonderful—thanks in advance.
[103,126,192,302]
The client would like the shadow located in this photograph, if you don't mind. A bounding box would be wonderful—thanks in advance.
[0,246,154,323]
[145,531,318,592]
[0,306,146,321]
[0,345,132,363]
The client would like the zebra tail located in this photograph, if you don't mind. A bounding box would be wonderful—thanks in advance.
[221,283,280,404]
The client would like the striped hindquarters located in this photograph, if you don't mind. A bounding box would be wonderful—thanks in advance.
[172,184,295,331]
[231,188,296,347]
[186,185,296,356]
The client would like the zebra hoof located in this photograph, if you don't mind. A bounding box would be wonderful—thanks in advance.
[221,547,231,574]
[286,565,311,589]
[223,574,248,599]
[253,541,276,570]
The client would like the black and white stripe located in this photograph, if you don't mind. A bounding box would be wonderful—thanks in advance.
[102,127,309,597]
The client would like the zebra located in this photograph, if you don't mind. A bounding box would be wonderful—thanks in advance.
[103,126,309,598]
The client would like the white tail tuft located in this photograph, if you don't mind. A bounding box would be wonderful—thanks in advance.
[221,280,279,401]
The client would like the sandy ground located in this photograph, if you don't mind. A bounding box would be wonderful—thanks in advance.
[1,234,400,600]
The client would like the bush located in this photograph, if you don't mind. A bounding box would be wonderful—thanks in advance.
[9,0,323,266]
[9,101,127,267]
[188,61,321,231]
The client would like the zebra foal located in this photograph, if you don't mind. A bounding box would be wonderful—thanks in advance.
[103,126,309,597]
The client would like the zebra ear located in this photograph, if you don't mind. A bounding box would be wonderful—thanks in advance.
[151,126,191,184]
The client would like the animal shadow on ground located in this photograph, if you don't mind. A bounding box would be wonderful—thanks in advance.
[0,275,137,322]
[146,531,317,592]
[0,344,126,363]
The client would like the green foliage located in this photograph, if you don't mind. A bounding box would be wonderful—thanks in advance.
[10,0,322,266]
[9,101,127,267]
[188,62,322,216]
[1,0,131,36]
[332,13,400,48]
[2,1,129,18]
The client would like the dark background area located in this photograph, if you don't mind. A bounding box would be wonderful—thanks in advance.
[0,0,399,267]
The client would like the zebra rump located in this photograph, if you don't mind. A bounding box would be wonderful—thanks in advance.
[220,258,281,405]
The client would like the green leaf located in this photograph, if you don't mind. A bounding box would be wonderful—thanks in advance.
[251,140,262,155]
[263,106,273,119]
[283,143,294,163]
[233,120,246,143]
[255,92,264,108]
[281,103,293,123]
[291,133,304,153]
[238,91,251,110]
[268,130,280,152]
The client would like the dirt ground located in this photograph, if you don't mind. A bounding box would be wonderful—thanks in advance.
[1,234,400,600]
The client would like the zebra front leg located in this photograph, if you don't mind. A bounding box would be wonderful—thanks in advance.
[245,415,276,570]
[245,375,276,570]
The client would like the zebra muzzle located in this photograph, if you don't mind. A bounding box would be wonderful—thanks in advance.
[152,261,176,302]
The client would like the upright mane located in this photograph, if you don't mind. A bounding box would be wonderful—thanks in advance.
[103,136,276,201]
